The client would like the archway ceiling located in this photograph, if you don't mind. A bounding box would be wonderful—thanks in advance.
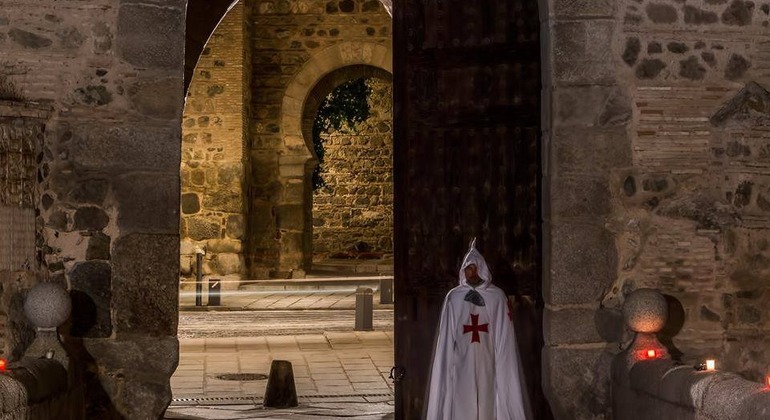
[185,0,393,93]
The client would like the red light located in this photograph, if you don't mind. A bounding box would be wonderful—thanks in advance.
[766,375,770,389]
[647,349,656,358]
[0,359,7,372]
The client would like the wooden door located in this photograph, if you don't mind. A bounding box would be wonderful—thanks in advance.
[392,0,550,418]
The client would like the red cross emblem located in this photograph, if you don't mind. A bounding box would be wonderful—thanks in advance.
[463,313,489,343]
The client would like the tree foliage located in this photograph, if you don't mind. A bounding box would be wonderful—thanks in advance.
[312,78,372,190]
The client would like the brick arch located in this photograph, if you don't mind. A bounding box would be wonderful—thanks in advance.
[275,42,392,271]
[280,41,393,161]
[301,65,393,162]
[184,1,393,93]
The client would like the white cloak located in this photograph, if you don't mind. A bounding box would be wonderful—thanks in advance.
[425,244,531,420]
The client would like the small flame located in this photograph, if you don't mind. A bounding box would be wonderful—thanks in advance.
[705,359,715,371]
[646,349,656,359]
[766,375,770,389]
[0,359,7,372]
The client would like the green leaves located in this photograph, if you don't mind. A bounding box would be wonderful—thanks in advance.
[312,78,372,190]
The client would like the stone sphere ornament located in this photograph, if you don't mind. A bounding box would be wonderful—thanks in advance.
[24,282,72,329]
[622,288,668,334]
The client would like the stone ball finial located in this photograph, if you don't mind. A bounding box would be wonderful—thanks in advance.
[24,282,72,329]
[622,288,668,333]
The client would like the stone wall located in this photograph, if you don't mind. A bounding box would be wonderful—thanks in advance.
[312,77,393,258]
[0,101,46,361]
[249,0,392,277]
[0,0,184,418]
[614,0,770,383]
[544,0,770,418]
[181,2,248,286]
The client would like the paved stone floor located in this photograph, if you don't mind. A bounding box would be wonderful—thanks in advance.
[168,332,394,419]
[169,277,396,419]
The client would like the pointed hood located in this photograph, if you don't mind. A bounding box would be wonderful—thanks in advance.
[458,238,491,289]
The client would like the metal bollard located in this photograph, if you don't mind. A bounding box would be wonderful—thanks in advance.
[379,278,393,304]
[355,287,373,331]
[208,278,221,306]
[195,248,205,307]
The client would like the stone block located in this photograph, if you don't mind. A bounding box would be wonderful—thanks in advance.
[218,163,243,186]
[117,2,185,69]
[552,127,632,175]
[551,175,611,219]
[68,124,181,173]
[554,86,615,127]
[552,0,614,18]
[181,193,200,214]
[112,234,179,336]
[86,232,111,260]
[552,20,616,85]
[128,77,183,120]
[68,178,109,204]
[544,307,613,345]
[205,239,242,253]
[226,214,245,239]
[279,163,306,178]
[180,255,192,275]
[202,189,242,213]
[180,239,196,255]
[83,336,177,419]
[545,223,617,305]
[186,217,221,241]
[275,205,304,230]
[214,253,242,275]
[114,172,179,234]
[543,346,615,420]
[73,206,110,231]
[69,261,112,338]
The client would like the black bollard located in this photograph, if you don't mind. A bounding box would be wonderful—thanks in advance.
[263,360,298,408]
[355,287,373,331]
[208,278,221,306]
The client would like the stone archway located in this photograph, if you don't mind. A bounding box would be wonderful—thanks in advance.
[301,65,394,268]
[272,42,393,274]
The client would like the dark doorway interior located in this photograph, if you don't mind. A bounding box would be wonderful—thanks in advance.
[393,0,550,418]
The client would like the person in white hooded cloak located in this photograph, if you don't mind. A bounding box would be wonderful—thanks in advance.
[425,239,531,420]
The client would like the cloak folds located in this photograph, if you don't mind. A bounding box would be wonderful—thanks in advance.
[425,242,531,420]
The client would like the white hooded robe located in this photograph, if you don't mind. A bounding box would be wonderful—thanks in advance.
[425,243,531,420]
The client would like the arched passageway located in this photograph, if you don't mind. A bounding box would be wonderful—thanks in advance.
[303,66,394,269]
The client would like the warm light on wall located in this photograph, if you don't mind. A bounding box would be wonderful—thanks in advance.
[705,359,715,371]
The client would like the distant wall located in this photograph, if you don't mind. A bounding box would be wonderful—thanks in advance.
[312,77,393,258]
[181,2,249,285]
